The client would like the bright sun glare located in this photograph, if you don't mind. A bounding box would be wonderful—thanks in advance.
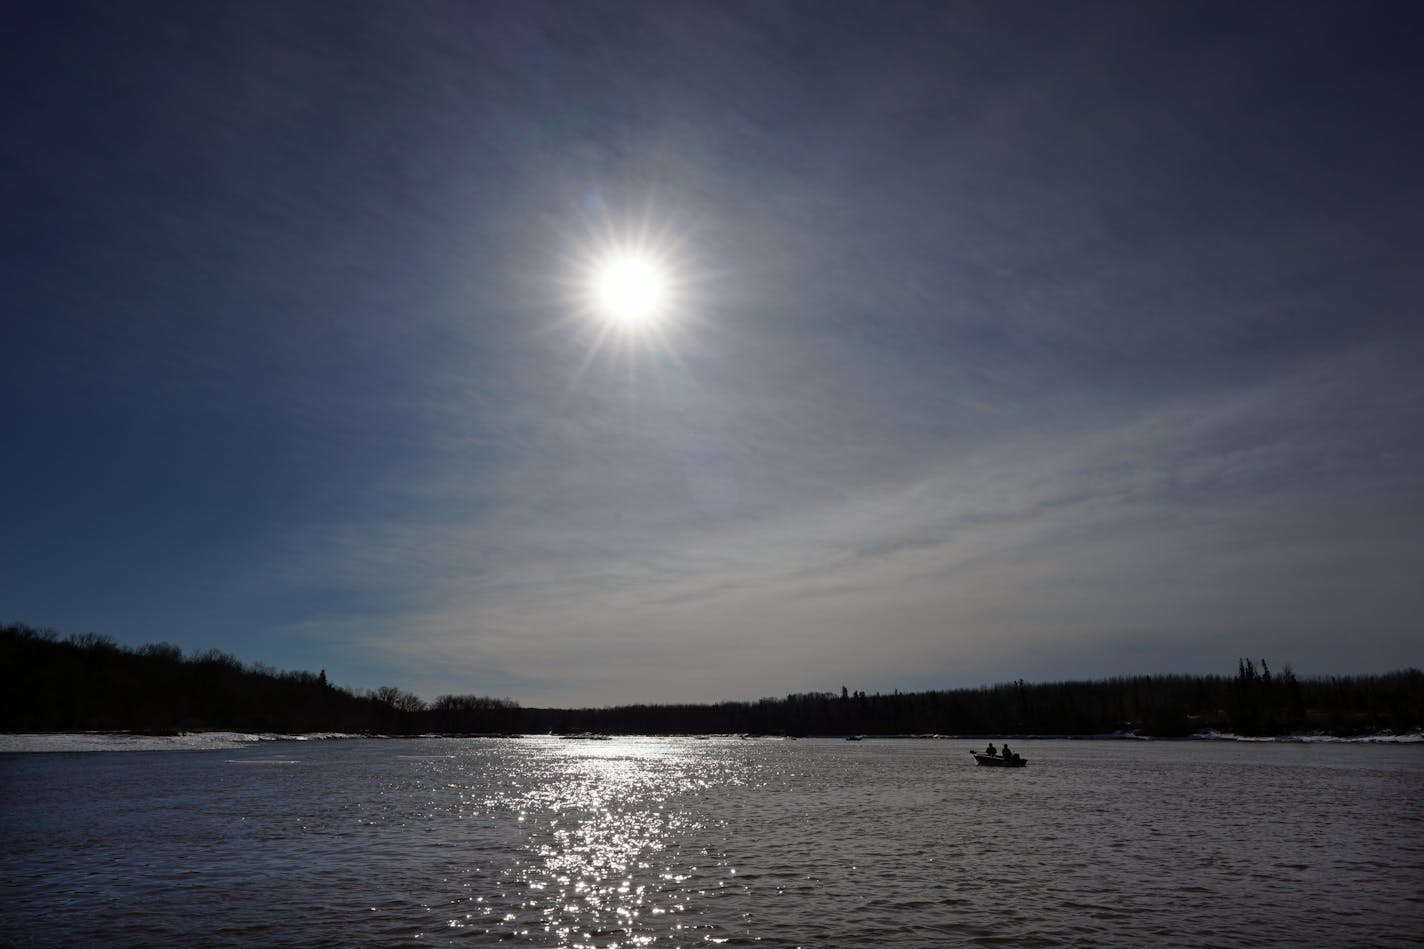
[561,203,697,374]
[591,252,670,328]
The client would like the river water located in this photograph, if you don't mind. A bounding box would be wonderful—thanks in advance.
[2,736,1420,946]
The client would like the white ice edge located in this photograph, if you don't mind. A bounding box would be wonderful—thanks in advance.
[0,732,361,753]
[1185,729,1423,743]
[0,729,1419,753]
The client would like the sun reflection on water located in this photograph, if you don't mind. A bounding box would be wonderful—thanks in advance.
[440,737,747,946]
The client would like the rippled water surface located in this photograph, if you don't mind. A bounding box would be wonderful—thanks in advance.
[3,737,1421,946]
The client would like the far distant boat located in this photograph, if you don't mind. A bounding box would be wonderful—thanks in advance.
[971,751,1026,767]
[845,734,864,741]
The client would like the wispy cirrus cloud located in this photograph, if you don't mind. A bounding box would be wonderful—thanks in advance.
[274,333,1422,704]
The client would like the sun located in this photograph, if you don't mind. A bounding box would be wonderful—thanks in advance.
[590,251,671,329]
[553,196,705,381]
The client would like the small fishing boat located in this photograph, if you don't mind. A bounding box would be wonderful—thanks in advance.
[971,751,1026,767]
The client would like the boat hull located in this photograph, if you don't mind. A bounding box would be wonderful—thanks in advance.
[971,751,1026,767]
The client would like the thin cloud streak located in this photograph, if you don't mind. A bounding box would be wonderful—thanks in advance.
[277,337,1421,705]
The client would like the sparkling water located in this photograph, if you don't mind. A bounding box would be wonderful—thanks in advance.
[2,736,1420,946]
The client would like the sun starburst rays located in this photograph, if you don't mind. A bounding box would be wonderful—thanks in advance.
[551,198,706,389]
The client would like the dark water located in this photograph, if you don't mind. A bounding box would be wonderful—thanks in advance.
[2,737,1421,946]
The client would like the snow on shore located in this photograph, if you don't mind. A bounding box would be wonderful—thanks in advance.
[1187,729,1423,743]
[0,732,356,753]
[1,730,1419,752]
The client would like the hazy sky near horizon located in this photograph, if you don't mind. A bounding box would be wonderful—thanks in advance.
[4,1,1421,706]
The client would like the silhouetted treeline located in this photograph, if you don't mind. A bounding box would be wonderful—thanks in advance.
[3,624,1419,737]
[0,623,519,735]
[522,661,1422,737]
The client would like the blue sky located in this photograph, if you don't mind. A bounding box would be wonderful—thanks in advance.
[4,1,1421,706]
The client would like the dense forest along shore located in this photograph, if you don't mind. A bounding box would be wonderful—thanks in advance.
[3,623,1420,738]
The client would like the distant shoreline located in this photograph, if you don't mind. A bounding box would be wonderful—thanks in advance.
[3,729,1421,755]
[5,624,1421,740]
